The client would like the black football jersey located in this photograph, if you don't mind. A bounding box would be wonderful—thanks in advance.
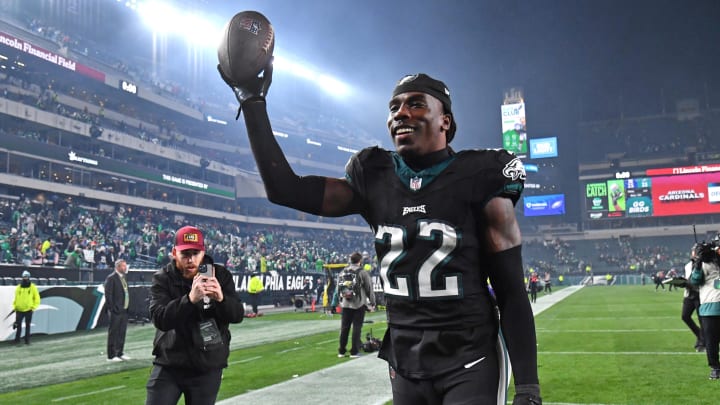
[346,146,524,329]
[345,147,524,377]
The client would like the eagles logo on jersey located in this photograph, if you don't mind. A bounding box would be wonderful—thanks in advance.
[502,157,526,182]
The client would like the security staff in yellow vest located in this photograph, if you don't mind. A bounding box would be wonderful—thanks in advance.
[13,270,40,344]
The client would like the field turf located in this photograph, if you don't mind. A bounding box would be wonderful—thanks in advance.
[0,285,715,404]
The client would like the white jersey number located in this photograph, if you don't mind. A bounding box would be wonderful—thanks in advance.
[376,221,459,299]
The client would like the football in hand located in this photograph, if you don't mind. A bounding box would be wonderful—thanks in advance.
[217,10,275,84]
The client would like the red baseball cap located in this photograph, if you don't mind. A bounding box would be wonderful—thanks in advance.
[174,226,205,252]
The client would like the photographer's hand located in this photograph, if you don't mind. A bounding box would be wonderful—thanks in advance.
[203,277,224,303]
[189,275,211,304]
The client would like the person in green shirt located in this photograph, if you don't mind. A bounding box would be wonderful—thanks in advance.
[64,247,84,270]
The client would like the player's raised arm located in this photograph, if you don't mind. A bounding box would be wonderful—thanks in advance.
[216,13,358,217]
[217,63,358,218]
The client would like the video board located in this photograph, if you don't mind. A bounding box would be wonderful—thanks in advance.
[583,164,720,220]
[524,194,566,217]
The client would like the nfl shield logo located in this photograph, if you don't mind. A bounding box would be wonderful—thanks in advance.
[410,177,422,191]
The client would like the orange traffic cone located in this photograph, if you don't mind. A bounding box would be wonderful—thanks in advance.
[311,298,316,312]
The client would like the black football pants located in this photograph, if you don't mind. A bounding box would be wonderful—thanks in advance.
[388,352,502,405]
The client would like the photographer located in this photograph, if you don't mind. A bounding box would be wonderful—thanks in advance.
[689,235,720,380]
[146,226,244,405]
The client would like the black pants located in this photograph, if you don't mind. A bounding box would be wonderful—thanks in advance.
[389,350,501,405]
[702,316,720,369]
[107,309,129,358]
[338,306,366,355]
[529,284,538,303]
[681,296,703,346]
[14,310,33,343]
[146,365,222,405]
[249,293,259,314]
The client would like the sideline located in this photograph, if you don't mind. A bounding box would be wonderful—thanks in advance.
[218,285,582,405]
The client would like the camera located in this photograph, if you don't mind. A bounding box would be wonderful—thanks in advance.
[694,236,720,264]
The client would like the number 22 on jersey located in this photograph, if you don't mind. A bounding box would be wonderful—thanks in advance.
[376,220,460,299]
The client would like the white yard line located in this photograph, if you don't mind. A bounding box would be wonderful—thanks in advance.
[51,385,125,402]
[228,355,263,365]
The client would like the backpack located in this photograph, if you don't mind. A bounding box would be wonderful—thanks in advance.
[338,266,361,300]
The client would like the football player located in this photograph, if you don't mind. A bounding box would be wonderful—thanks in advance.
[219,65,541,404]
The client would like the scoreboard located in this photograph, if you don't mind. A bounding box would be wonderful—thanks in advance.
[583,163,720,220]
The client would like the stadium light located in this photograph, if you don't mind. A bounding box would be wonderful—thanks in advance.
[126,1,352,97]
[317,74,350,97]
[273,55,351,98]
[136,2,177,34]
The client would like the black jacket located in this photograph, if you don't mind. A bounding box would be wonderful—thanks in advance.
[148,257,244,371]
[104,271,127,314]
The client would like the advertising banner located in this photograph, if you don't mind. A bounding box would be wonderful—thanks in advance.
[523,194,565,217]
[652,172,720,216]
[501,102,527,156]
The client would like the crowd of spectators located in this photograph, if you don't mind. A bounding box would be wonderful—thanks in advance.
[0,195,374,276]
[2,187,697,283]
[524,235,690,277]
[578,109,720,164]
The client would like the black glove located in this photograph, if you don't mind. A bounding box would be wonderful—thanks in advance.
[513,384,542,405]
[217,58,273,119]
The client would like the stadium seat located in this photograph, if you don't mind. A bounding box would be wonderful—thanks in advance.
[3,277,14,285]
[47,277,58,285]
[37,277,49,285]
[57,277,68,285]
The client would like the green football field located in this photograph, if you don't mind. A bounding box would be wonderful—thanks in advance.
[0,285,715,404]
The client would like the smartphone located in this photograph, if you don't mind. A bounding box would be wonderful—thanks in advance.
[199,264,215,278]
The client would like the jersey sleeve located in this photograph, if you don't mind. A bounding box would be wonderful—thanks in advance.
[344,151,367,198]
[344,146,392,206]
[479,149,525,206]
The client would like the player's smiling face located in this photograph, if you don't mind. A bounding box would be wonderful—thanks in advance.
[388,92,450,159]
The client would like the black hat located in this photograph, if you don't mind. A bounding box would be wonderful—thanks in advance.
[392,73,456,143]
